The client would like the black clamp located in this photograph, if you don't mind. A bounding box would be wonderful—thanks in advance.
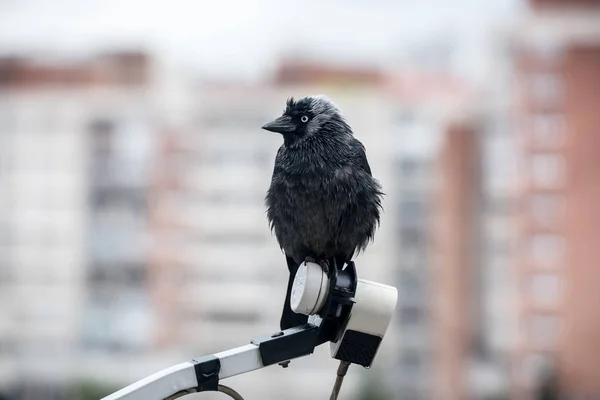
[252,261,359,367]
[191,355,221,392]
[251,324,320,367]
[316,261,358,346]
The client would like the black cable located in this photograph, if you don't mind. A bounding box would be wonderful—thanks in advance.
[329,361,351,400]
[217,384,245,400]
[164,384,244,400]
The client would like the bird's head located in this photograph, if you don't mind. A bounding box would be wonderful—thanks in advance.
[261,95,351,146]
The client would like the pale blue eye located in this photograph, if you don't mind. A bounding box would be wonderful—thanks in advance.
[301,115,309,123]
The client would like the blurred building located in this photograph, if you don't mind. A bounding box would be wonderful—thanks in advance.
[384,71,471,400]
[386,40,518,399]
[83,54,157,353]
[512,0,600,398]
[431,118,480,400]
[0,56,90,393]
[425,26,519,400]
[0,51,170,397]
[559,43,600,400]
[430,116,517,400]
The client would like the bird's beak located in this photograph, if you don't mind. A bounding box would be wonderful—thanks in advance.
[261,115,295,134]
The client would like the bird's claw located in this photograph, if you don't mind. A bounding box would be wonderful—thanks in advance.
[304,257,331,277]
[304,256,316,265]
[319,260,330,277]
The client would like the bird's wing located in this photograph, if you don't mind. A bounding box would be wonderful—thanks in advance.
[354,140,373,176]
[265,146,286,244]
[269,146,285,183]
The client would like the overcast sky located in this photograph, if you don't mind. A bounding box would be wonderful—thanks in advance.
[0,0,523,80]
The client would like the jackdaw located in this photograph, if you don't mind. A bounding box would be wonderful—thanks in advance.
[262,95,384,330]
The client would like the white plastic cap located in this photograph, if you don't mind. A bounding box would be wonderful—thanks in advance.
[290,261,330,315]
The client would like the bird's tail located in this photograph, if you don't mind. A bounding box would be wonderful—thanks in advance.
[280,257,309,330]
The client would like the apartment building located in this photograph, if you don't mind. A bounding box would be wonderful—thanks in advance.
[512,0,600,398]
[0,51,171,398]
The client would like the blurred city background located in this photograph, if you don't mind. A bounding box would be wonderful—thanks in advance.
[0,0,599,399]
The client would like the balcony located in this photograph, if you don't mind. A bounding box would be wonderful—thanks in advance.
[90,156,153,189]
[176,203,267,235]
[88,216,150,265]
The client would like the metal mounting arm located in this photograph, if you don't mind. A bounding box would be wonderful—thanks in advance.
[101,261,398,400]
[101,323,325,400]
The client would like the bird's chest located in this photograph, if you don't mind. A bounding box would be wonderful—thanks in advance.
[269,168,346,227]
[276,168,334,201]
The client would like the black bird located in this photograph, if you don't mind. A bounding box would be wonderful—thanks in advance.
[262,95,384,330]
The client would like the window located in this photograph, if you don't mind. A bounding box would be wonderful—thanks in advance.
[0,338,17,355]
[530,234,565,266]
[529,38,563,62]
[0,110,15,178]
[531,194,563,226]
[395,109,417,126]
[529,314,561,347]
[399,158,420,177]
[399,349,424,370]
[205,149,269,168]
[485,133,516,187]
[41,107,59,134]
[530,73,562,102]
[530,153,565,187]
[89,118,116,153]
[0,110,16,134]
[82,290,152,352]
[0,255,12,283]
[532,113,564,145]
[202,112,267,129]
[530,273,561,306]
[401,306,423,324]
[88,208,149,265]
[485,197,510,214]
[201,231,266,244]
[522,352,554,384]
[400,199,426,227]
[400,249,422,270]
[204,310,260,324]
[400,273,423,301]
[88,262,146,286]
[400,228,425,247]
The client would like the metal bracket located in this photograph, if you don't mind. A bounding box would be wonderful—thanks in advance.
[191,355,220,392]
[101,262,368,400]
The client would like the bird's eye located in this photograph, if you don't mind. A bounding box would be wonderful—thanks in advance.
[300,115,309,123]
